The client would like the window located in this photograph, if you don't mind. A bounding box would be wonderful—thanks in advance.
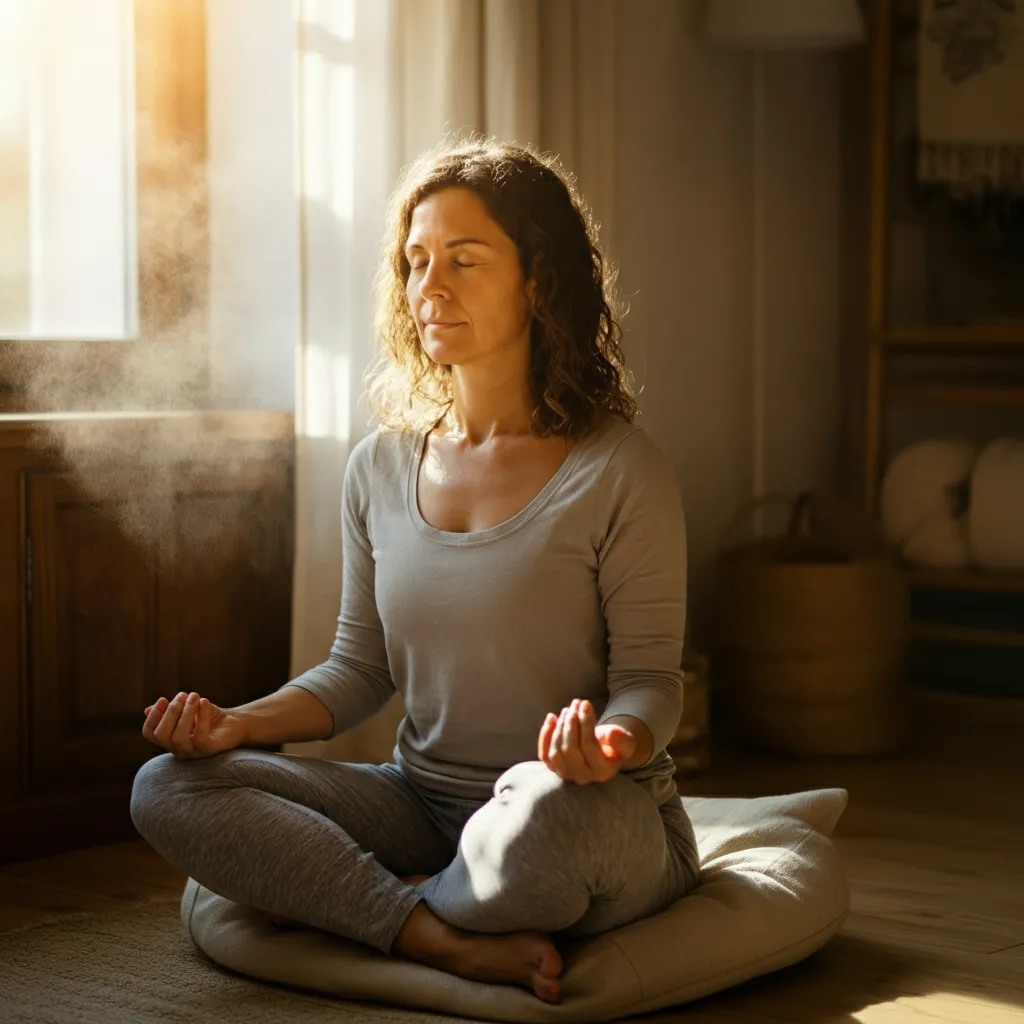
[0,0,208,410]
[0,0,137,339]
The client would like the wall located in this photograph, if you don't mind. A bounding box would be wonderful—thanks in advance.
[206,0,300,411]
[613,0,844,645]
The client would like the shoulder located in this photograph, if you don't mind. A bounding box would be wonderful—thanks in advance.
[347,425,420,476]
[344,425,422,503]
[349,428,381,465]
[344,429,380,486]
[588,415,681,501]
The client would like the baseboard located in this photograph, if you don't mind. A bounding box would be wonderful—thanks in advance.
[0,781,138,866]
[707,680,1024,754]
[910,687,1024,738]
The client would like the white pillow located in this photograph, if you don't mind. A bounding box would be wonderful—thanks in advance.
[881,440,976,568]
[181,788,849,1021]
[970,438,1024,571]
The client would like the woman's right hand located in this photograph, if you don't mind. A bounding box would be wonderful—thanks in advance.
[142,691,246,759]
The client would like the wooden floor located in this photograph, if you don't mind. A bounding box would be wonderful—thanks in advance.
[2,693,1023,1022]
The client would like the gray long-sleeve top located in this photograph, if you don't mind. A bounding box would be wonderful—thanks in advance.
[283,412,688,808]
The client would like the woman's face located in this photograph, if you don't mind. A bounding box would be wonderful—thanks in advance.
[405,186,535,369]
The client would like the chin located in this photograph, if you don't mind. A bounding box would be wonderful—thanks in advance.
[422,337,471,366]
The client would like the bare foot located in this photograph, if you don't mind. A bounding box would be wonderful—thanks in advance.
[393,902,563,1003]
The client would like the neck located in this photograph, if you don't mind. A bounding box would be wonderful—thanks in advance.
[442,347,534,445]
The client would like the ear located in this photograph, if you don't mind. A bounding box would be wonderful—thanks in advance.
[524,251,543,316]
[524,276,539,319]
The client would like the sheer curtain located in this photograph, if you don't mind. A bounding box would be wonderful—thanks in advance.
[286,0,616,762]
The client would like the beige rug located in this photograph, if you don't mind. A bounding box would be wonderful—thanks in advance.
[0,897,470,1023]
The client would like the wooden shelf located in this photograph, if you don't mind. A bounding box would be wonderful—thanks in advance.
[883,326,1024,349]
[906,566,1024,592]
[863,1,1024,672]
[886,381,1024,406]
[912,622,1024,647]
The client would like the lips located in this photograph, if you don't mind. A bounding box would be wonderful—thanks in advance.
[422,311,462,325]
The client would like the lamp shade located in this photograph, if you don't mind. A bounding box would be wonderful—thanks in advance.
[705,0,865,50]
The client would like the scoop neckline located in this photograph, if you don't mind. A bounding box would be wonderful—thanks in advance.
[406,425,596,546]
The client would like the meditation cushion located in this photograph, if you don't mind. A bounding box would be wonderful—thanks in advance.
[181,788,849,1022]
[881,440,976,568]
[970,437,1024,571]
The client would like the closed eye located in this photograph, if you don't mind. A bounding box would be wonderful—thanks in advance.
[408,260,477,270]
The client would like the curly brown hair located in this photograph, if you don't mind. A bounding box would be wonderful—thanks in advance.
[364,135,637,438]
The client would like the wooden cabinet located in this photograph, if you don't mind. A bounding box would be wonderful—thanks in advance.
[0,412,294,864]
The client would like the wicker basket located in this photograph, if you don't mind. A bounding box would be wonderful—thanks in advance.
[714,493,910,756]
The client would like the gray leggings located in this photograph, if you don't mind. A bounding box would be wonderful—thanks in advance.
[130,750,700,954]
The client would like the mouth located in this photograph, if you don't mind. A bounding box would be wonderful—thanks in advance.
[424,321,463,329]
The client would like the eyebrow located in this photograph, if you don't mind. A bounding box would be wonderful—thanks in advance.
[405,237,493,251]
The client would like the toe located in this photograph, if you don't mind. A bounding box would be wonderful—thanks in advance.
[532,973,561,1003]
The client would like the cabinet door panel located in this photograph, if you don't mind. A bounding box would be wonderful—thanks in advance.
[23,457,291,795]
[26,472,168,791]
[168,474,290,705]
[0,449,31,801]
[60,503,155,719]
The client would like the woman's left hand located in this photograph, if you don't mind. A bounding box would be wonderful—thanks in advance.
[538,698,637,785]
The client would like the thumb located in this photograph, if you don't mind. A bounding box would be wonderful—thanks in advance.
[596,724,636,761]
[197,698,212,728]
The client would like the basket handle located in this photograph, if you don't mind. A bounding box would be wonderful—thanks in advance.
[718,491,818,554]
[720,493,790,557]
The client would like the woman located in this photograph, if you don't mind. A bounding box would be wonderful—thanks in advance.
[131,137,700,1005]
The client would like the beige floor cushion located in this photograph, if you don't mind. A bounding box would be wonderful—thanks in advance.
[181,788,849,1022]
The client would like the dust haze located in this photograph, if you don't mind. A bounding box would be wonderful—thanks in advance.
[4,120,293,576]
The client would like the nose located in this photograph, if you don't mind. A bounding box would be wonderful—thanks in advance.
[416,259,452,303]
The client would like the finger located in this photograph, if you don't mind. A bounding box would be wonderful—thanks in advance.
[538,713,557,763]
[172,692,200,750]
[191,697,209,742]
[142,697,168,735]
[560,701,591,784]
[577,701,610,775]
[549,708,569,758]
[547,709,570,779]
[148,696,180,737]
[145,697,166,718]
[559,700,582,753]
[153,692,188,744]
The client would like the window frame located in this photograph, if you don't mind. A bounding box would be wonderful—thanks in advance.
[0,0,210,412]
